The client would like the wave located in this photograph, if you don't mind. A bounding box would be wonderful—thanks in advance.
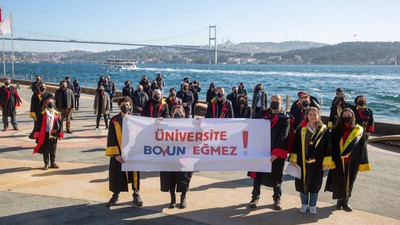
[136,66,400,80]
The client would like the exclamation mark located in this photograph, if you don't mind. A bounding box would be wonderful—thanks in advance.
[242,130,248,155]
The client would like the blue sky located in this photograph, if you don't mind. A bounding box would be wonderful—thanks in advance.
[1,0,399,52]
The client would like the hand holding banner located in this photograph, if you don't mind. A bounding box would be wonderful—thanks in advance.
[121,116,271,172]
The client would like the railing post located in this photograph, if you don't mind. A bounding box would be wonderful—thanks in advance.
[286,95,290,111]
[85,79,87,88]
[54,77,56,83]
[93,80,96,88]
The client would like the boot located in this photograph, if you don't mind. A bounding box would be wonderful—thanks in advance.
[169,193,176,208]
[342,199,353,212]
[106,193,119,207]
[180,194,186,209]
[273,199,282,210]
[249,197,259,209]
[133,190,143,207]
[336,199,343,210]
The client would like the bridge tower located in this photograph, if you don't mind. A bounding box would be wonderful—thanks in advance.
[209,25,217,64]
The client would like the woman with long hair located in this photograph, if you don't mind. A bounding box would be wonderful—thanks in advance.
[325,108,371,212]
[289,107,331,214]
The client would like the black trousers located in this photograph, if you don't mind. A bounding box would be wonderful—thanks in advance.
[42,132,57,165]
[96,114,109,128]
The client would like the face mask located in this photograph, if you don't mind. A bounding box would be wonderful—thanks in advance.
[239,99,245,104]
[47,102,55,109]
[126,84,130,87]
[338,97,344,102]
[301,101,309,108]
[39,86,46,92]
[183,87,188,91]
[138,89,143,92]
[233,90,237,94]
[121,105,130,114]
[62,85,67,90]
[5,82,10,86]
[357,101,365,106]
[173,112,184,118]
[216,93,224,98]
[270,101,280,110]
[171,92,176,97]
[153,94,161,101]
[36,78,41,82]
[342,117,352,124]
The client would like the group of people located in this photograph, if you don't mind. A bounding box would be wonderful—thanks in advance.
[0,74,373,214]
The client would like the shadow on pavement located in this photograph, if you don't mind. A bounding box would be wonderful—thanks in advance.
[0,167,31,175]
[32,164,109,176]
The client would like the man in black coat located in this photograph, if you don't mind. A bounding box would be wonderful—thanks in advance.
[205,87,234,118]
[176,83,194,118]
[55,81,75,133]
[249,94,290,210]
[31,75,41,93]
[226,86,239,115]
[105,96,143,207]
[141,89,169,118]
[0,78,22,130]
[131,85,149,115]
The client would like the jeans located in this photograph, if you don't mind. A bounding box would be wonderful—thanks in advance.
[2,110,17,128]
[300,192,318,207]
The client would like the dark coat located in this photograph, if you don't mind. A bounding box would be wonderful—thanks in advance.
[166,97,182,115]
[141,99,169,118]
[106,114,140,192]
[33,110,63,154]
[205,98,234,118]
[122,86,134,97]
[176,90,194,117]
[206,89,216,104]
[226,92,238,114]
[55,88,75,109]
[74,84,81,98]
[325,124,370,200]
[352,105,375,133]
[131,91,149,114]
[250,108,290,187]
[289,103,306,131]
[94,91,110,115]
[160,172,193,193]
[30,92,54,139]
[328,101,352,128]
[290,122,331,194]
[235,105,251,118]
[0,86,22,116]
[251,90,268,113]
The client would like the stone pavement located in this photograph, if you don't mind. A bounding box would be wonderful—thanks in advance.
[0,84,399,225]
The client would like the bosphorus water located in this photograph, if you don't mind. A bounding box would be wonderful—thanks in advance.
[7,63,400,122]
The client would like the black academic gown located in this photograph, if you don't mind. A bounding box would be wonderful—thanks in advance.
[250,108,290,187]
[106,113,140,193]
[160,171,193,193]
[30,92,53,139]
[324,124,371,200]
[141,99,169,118]
[205,98,234,118]
[290,122,331,194]
[0,86,21,116]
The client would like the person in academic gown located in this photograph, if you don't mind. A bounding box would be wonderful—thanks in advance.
[325,107,371,212]
[289,107,331,215]
[160,105,193,208]
[105,96,143,207]
[205,87,234,118]
[249,94,290,210]
[141,89,169,118]
[30,82,53,139]
[0,78,22,130]
[33,97,63,170]
[351,95,374,138]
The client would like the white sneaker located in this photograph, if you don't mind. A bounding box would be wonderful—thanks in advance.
[299,204,307,213]
[309,206,317,215]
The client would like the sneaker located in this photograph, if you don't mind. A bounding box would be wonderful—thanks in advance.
[13,126,18,130]
[309,206,317,215]
[299,204,307,214]
[95,127,99,130]
[2,127,7,131]
[133,193,143,207]
[50,163,59,169]
[249,197,259,209]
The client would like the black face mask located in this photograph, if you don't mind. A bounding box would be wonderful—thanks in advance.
[138,89,143,92]
[270,101,280,110]
[233,90,237,94]
[39,86,46,92]
[239,99,245,104]
[47,102,55,109]
[357,101,365,106]
[36,78,41,82]
[126,84,130,87]
[338,97,344,102]
[301,101,309,108]
[216,93,224,98]
[342,117,352,124]
[5,82,10,86]
[183,87,188,91]
[121,105,130,114]
[173,112,184,118]
[171,92,176,97]
[153,95,161,101]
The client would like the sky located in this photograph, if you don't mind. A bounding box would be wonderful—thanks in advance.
[0,0,399,52]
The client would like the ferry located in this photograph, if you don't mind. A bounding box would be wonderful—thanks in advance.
[104,59,137,69]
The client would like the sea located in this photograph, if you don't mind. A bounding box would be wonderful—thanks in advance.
[5,63,400,122]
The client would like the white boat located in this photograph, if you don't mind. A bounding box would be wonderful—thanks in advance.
[104,59,137,69]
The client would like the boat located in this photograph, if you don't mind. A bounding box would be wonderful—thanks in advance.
[104,59,137,69]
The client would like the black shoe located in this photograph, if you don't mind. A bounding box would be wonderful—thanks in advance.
[169,203,176,208]
[106,194,119,207]
[50,163,59,169]
[66,130,73,134]
[180,195,186,209]
[169,194,176,208]
[249,197,259,209]
[342,200,353,212]
[2,127,7,131]
[133,192,143,207]
[273,199,282,210]
[13,126,18,130]
[44,164,49,170]
[336,200,343,210]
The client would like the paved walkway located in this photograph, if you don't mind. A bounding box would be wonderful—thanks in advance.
[0,84,399,225]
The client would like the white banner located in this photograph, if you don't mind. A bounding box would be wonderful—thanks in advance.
[121,116,271,172]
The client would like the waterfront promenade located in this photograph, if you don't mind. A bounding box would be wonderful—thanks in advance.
[0,84,399,225]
